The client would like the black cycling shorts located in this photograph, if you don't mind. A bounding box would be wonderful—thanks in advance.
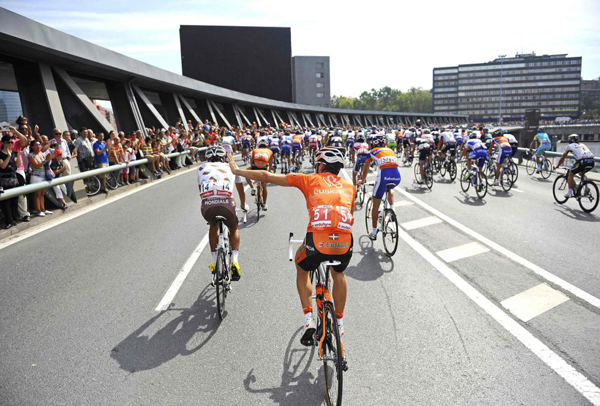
[571,158,595,175]
[295,232,353,273]
[418,149,432,162]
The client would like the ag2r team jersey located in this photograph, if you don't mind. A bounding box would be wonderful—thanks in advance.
[197,162,235,200]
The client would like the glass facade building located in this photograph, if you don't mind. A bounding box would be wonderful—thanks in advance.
[432,53,582,122]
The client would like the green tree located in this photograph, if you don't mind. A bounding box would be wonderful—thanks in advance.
[331,86,432,113]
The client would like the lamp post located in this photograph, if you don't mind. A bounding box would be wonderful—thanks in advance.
[498,55,506,125]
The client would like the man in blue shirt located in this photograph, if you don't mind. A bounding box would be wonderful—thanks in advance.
[93,132,109,193]
[528,128,551,172]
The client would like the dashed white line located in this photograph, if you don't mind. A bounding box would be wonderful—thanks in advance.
[401,216,443,230]
[501,283,570,322]
[437,242,490,263]
[394,200,415,207]
[395,187,600,310]
[395,225,600,405]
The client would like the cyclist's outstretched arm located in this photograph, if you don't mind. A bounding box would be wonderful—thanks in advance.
[557,150,569,167]
[228,152,289,187]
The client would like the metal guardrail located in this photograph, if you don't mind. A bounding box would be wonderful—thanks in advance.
[0,148,204,201]
[517,147,600,164]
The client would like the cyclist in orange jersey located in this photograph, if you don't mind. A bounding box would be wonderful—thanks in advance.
[251,138,273,210]
[227,147,355,345]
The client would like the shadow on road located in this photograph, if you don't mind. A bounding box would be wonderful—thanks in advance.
[553,203,600,222]
[110,284,220,372]
[345,236,394,281]
[453,194,487,206]
[403,184,431,194]
[244,327,325,406]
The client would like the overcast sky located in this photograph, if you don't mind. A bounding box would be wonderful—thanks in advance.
[2,0,599,97]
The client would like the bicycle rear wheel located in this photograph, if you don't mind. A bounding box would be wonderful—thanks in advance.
[413,162,420,184]
[460,168,471,193]
[382,209,399,257]
[552,175,569,204]
[439,160,447,178]
[425,166,433,190]
[448,161,457,182]
[578,180,599,213]
[475,170,487,199]
[215,250,227,320]
[500,169,512,192]
[509,160,519,184]
[321,302,344,406]
[365,196,373,234]
[356,183,365,206]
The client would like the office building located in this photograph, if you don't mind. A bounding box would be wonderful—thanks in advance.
[433,53,582,121]
[581,77,600,104]
[292,56,330,107]
[180,25,293,102]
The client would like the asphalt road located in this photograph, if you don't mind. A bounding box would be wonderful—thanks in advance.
[1,154,599,406]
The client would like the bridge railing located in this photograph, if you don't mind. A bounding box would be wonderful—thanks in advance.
[0,149,202,202]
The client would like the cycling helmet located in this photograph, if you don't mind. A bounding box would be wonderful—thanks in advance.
[492,129,503,136]
[257,137,269,148]
[409,127,416,133]
[469,132,479,139]
[371,135,386,147]
[316,146,345,166]
[537,127,545,133]
[422,129,431,135]
[226,131,234,137]
[206,145,226,162]
[568,134,579,143]
[356,135,366,143]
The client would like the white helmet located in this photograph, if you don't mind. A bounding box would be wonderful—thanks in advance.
[316,146,345,166]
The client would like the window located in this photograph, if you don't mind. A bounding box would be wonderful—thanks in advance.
[316,82,324,88]
[316,72,324,78]
[316,93,324,98]
[316,62,324,69]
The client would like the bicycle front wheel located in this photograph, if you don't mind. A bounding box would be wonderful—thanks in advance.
[321,302,344,406]
[382,209,399,257]
[578,180,599,213]
[86,176,101,196]
[552,175,569,204]
[215,250,227,320]
[365,196,373,234]
[541,158,553,179]
[460,168,471,193]
[439,160,447,178]
[106,173,119,190]
[356,183,365,206]
[509,160,519,184]
[526,156,536,175]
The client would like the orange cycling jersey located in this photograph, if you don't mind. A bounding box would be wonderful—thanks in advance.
[287,172,356,234]
[493,136,511,149]
[252,148,273,169]
[365,147,399,169]
[292,135,303,144]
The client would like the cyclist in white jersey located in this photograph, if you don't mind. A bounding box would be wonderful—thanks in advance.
[557,134,595,198]
[438,129,457,160]
[221,131,236,154]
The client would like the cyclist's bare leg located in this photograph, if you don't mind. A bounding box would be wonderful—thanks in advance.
[235,182,247,209]
[209,224,218,251]
[331,269,347,314]
[568,171,576,189]
[419,162,425,181]
[262,181,268,204]
[228,225,240,251]
[296,265,312,309]
[387,190,394,206]
[371,197,382,230]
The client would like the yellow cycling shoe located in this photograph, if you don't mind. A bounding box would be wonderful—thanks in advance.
[231,261,241,281]
[209,263,216,274]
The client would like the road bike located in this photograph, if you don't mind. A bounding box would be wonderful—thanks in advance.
[354,169,366,207]
[552,167,599,213]
[212,215,232,320]
[364,184,399,256]
[292,152,302,173]
[242,146,251,165]
[438,149,458,182]
[255,181,265,221]
[272,152,279,173]
[106,170,120,190]
[84,175,101,196]
[460,160,488,199]
[490,156,515,192]
[413,160,433,190]
[526,150,553,179]
[288,233,348,406]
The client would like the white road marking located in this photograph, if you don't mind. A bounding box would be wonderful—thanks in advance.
[394,200,415,207]
[396,188,600,310]
[401,216,442,230]
[437,242,490,262]
[0,166,198,251]
[395,226,600,405]
[501,283,570,322]
[155,234,209,311]
[512,188,525,193]
[154,183,250,311]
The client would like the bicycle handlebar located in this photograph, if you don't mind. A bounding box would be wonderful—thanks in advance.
[288,232,304,262]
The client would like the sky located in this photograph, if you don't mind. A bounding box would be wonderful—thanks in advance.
[2,0,599,98]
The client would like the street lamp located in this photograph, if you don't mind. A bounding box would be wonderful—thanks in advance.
[498,55,506,125]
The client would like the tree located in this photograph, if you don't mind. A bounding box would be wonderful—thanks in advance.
[330,86,432,113]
